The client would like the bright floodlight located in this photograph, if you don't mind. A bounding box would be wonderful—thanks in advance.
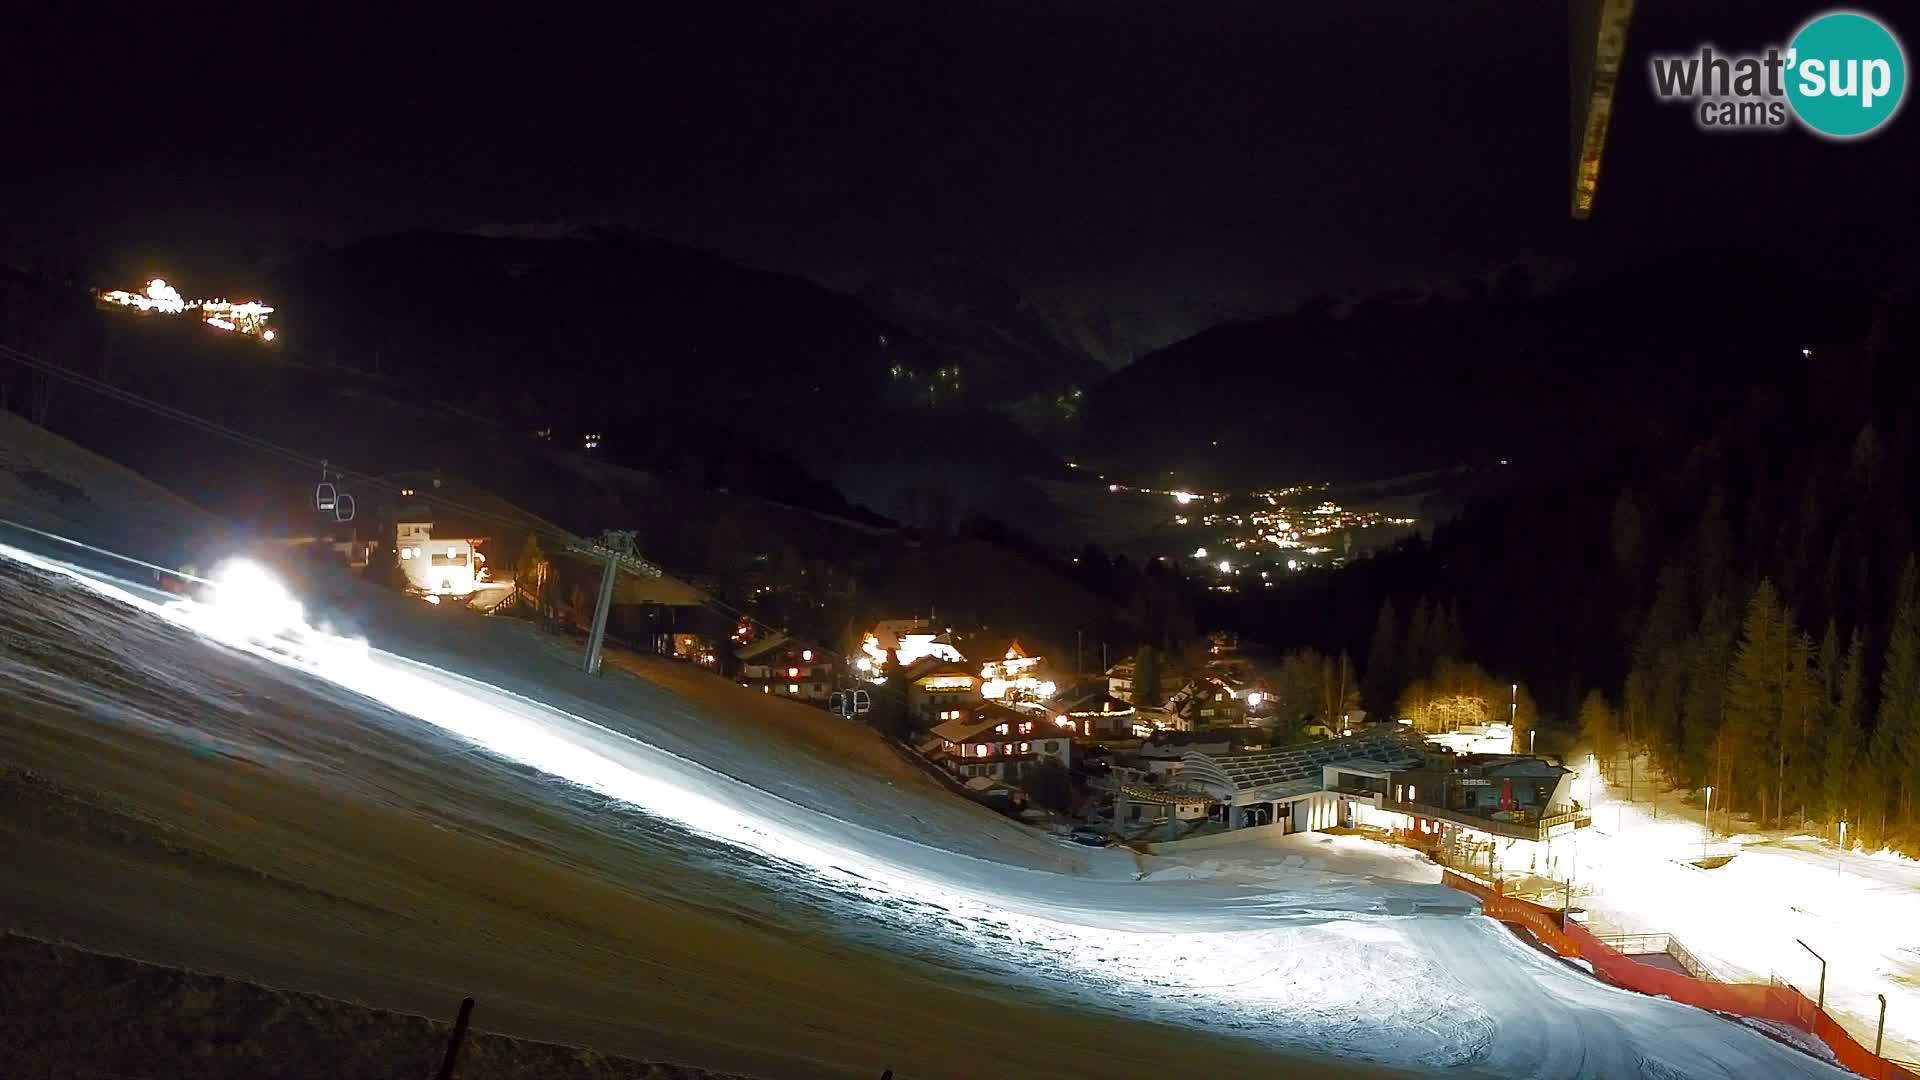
[1217,560,1232,574]
[205,558,306,639]
[1247,691,1264,708]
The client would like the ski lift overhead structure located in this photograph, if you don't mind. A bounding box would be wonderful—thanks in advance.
[570,534,666,676]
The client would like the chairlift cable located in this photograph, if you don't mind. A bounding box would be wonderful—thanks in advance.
[0,343,928,712]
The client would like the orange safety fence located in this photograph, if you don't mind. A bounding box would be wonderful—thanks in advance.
[1442,872,1919,1080]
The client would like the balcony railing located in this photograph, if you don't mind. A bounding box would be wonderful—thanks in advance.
[1380,797,1590,841]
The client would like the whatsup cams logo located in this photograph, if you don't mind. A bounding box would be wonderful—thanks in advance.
[1649,10,1906,137]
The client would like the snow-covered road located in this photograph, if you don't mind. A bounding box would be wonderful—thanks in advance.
[0,542,1857,1078]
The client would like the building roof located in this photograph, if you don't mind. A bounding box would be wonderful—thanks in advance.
[1182,726,1429,802]
[1063,691,1134,717]
[735,633,796,662]
[904,658,976,685]
[1458,755,1571,778]
[1165,674,1245,718]
[1118,782,1214,805]
[929,702,1030,744]
[1326,757,1401,776]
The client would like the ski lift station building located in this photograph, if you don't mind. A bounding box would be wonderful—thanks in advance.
[385,474,518,598]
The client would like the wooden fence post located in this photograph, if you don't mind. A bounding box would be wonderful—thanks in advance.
[434,997,475,1080]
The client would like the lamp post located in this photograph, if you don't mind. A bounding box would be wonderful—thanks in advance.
[1838,820,1848,880]
[1511,683,1519,749]
[1876,993,1887,1056]
[1797,938,1826,1012]
[1703,785,1714,861]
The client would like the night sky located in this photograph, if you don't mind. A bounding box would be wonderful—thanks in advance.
[8,2,1916,319]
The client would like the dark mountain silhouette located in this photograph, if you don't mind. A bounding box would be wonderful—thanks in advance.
[266,230,1062,520]
[1076,255,1862,487]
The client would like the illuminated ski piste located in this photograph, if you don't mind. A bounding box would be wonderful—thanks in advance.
[0,542,1854,1077]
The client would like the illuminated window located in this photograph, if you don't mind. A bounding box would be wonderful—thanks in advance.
[802,649,813,661]
[788,667,800,678]
[1019,742,1030,753]
[996,724,1009,734]
[1408,785,1418,802]
[973,744,990,758]
[788,684,799,694]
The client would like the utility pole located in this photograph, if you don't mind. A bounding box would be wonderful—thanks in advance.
[1565,827,1578,917]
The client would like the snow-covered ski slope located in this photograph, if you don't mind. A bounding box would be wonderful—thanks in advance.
[0,541,1853,1080]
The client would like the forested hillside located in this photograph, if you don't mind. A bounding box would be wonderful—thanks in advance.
[1258,285,1920,852]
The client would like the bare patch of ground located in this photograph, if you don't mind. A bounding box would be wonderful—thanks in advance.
[0,933,748,1080]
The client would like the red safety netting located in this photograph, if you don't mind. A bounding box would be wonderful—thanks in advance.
[1443,872,1918,1080]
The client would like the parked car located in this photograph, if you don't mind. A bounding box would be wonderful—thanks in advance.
[1067,826,1110,847]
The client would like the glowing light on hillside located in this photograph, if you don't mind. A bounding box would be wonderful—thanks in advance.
[100,278,186,313]
[1172,491,1198,505]
[1217,560,1232,574]
[98,280,276,337]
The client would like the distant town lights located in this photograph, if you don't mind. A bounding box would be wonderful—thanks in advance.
[1192,547,1208,559]
[1172,491,1199,505]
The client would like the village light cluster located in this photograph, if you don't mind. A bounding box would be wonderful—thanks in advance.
[1170,484,1418,576]
[98,278,278,339]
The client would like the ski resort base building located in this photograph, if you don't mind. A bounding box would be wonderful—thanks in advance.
[1177,726,1592,872]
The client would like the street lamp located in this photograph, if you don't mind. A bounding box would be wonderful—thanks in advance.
[1703,785,1714,860]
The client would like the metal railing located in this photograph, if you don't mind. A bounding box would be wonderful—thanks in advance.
[1596,932,1716,982]
[1379,797,1590,841]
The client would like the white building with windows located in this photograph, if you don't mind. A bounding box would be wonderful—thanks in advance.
[931,703,1073,782]
[736,633,837,705]
[395,520,486,597]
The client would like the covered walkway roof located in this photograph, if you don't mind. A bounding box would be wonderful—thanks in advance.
[1182,726,1427,805]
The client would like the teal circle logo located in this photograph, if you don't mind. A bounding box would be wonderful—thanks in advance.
[1786,11,1907,137]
